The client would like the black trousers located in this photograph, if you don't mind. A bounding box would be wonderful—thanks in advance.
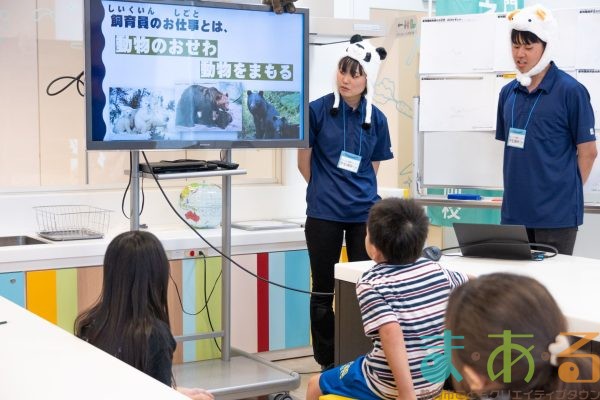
[304,217,370,367]
[526,227,578,255]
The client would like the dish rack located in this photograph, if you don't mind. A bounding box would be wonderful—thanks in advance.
[34,205,111,241]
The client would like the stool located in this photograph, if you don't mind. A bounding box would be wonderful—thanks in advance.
[435,390,467,399]
[319,390,465,400]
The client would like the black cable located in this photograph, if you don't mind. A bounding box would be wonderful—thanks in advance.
[121,153,145,219]
[169,256,221,317]
[168,254,222,353]
[121,170,131,219]
[46,71,84,97]
[141,151,334,297]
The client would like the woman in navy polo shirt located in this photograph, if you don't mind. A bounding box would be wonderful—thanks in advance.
[497,5,597,255]
[297,35,393,370]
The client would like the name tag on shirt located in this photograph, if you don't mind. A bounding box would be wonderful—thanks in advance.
[337,151,361,173]
[507,127,526,149]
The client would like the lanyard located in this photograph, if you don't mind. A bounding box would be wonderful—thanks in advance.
[342,102,363,156]
[511,85,543,130]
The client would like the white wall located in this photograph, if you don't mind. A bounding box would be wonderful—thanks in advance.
[296,0,431,19]
[0,182,308,237]
[525,0,600,8]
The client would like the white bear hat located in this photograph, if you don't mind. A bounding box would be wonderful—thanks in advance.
[331,34,387,130]
[507,4,557,87]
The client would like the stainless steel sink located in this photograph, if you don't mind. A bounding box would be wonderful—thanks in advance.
[0,235,49,247]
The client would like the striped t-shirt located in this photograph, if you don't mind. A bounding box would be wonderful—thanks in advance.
[356,258,468,399]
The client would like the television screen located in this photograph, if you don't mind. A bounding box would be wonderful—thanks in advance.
[85,0,308,150]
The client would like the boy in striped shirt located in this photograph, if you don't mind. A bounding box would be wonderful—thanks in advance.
[306,198,468,400]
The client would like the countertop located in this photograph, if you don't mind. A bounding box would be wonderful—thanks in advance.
[0,224,307,273]
[335,254,600,333]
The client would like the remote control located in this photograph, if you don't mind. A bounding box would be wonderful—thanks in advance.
[208,160,239,170]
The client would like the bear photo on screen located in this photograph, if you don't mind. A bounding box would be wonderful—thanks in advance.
[244,90,301,139]
[108,87,176,140]
[175,84,231,128]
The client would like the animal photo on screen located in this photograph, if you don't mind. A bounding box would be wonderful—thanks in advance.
[244,90,300,139]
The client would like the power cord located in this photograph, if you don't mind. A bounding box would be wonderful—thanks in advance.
[203,252,221,352]
[121,153,145,219]
[423,241,558,262]
[169,252,222,352]
[46,71,85,97]
[443,242,558,258]
[141,151,334,297]
[169,255,221,317]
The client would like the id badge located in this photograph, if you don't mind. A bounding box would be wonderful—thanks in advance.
[507,127,526,149]
[337,150,361,173]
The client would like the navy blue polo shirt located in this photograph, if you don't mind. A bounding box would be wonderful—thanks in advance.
[496,62,596,228]
[306,93,393,223]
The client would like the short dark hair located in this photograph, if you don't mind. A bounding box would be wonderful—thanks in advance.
[366,198,429,264]
[511,29,547,49]
[338,56,368,96]
[338,56,365,77]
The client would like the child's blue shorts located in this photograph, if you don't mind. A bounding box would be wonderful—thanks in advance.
[319,356,382,400]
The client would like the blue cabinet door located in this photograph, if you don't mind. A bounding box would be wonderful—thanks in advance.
[0,272,25,307]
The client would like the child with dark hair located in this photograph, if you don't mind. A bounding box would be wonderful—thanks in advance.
[306,198,468,400]
[445,273,600,399]
[75,231,213,400]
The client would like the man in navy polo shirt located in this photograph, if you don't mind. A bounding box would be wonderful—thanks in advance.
[496,5,597,255]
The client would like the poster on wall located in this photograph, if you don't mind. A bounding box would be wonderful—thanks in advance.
[85,0,308,150]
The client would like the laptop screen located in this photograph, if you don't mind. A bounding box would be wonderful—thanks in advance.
[452,223,532,260]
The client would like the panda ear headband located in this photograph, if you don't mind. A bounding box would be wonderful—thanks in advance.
[507,4,557,87]
[331,34,387,130]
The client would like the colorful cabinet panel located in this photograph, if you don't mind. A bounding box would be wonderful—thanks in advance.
[253,249,311,353]
[15,248,312,361]
[0,272,25,307]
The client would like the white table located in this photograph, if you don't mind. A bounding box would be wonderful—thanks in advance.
[0,296,188,400]
[335,254,600,351]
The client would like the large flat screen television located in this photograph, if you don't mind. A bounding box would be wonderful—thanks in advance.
[85,0,308,150]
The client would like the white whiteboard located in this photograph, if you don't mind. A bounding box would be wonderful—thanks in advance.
[419,75,495,131]
[423,131,504,188]
[576,9,600,69]
[553,8,578,70]
[493,14,514,72]
[419,14,496,74]
[577,69,600,130]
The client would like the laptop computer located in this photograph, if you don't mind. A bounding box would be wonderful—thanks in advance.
[452,223,533,260]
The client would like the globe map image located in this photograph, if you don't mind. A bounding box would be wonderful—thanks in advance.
[178,182,222,228]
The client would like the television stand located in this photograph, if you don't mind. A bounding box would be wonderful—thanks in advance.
[128,150,299,399]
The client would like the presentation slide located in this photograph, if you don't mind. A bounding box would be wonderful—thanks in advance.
[88,0,305,146]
